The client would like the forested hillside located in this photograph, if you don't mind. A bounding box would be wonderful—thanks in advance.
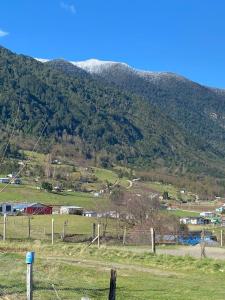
[76,61,225,156]
[0,46,225,176]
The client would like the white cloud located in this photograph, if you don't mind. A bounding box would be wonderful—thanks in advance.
[60,1,76,14]
[0,29,9,37]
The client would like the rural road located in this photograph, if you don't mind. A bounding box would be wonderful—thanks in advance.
[157,245,225,260]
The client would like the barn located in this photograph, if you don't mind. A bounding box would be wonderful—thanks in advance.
[24,203,52,215]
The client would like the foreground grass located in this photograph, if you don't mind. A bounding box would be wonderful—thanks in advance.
[1,241,225,299]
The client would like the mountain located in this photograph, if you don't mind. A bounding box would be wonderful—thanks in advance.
[0,46,206,172]
[1,46,225,176]
[60,59,225,157]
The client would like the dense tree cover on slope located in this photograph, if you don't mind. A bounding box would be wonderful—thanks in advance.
[0,46,225,176]
[87,63,225,156]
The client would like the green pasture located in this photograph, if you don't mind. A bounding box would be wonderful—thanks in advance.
[167,209,199,217]
[143,181,178,197]
[0,241,225,299]
[0,184,107,208]
[0,214,118,241]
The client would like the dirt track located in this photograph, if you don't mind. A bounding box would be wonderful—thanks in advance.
[157,245,225,259]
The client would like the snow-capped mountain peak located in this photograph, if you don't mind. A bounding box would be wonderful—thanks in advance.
[70,58,128,74]
[35,57,187,83]
[35,58,50,63]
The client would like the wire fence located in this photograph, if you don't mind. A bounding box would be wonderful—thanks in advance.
[0,215,221,248]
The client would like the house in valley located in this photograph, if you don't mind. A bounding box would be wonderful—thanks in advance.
[60,206,84,215]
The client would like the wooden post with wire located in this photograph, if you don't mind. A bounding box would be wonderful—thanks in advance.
[62,221,66,240]
[51,218,54,245]
[97,224,100,249]
[108,269,117,300]
[221,229,223,247]
[92,223,96,239]
[28,217,31,239]
[3,214,6,241]
[201,229,206,258]
[151,227,156,254]
[123,226,127,245]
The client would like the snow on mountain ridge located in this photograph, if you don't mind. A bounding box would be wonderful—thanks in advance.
[35,57,186,82]
[71,58,129,74]
[35,58,50,63]
[71,59,186,82]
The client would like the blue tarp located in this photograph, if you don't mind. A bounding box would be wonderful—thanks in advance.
[178,236,201,245]
[178,235,216,246]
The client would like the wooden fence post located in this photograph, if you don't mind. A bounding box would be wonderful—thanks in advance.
[123,226,126,245]
[52,218,54,245]
[92,223,96,239]
[27,263,33,300]
[26,252,35,300]
[201,229,206,258]
[62,221,66,240]
[151,227,156,254]
[97,224,100,249]
[3,214,6,241]
[221,229,223,247]
[108,269,117,300]
[28,217,31,239]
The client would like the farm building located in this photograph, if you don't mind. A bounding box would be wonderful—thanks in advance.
[21,203,52,215]
[11,178,22,184]
[60,206,84,215]
[83,210,97,217]
[0,178,10,184]
[0,203,14,215]
[216,206,225,213]
[180,217,210,225]
[200,211,215,218]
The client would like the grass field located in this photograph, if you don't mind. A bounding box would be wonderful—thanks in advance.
[0,184,108,209]
[143,181,178,197]
[167,209,199,217]
[0,214,118,241]
[94,167,129,188]
[1,241,225,299]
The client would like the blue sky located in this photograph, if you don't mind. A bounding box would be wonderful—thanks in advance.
[0,0,225,88]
